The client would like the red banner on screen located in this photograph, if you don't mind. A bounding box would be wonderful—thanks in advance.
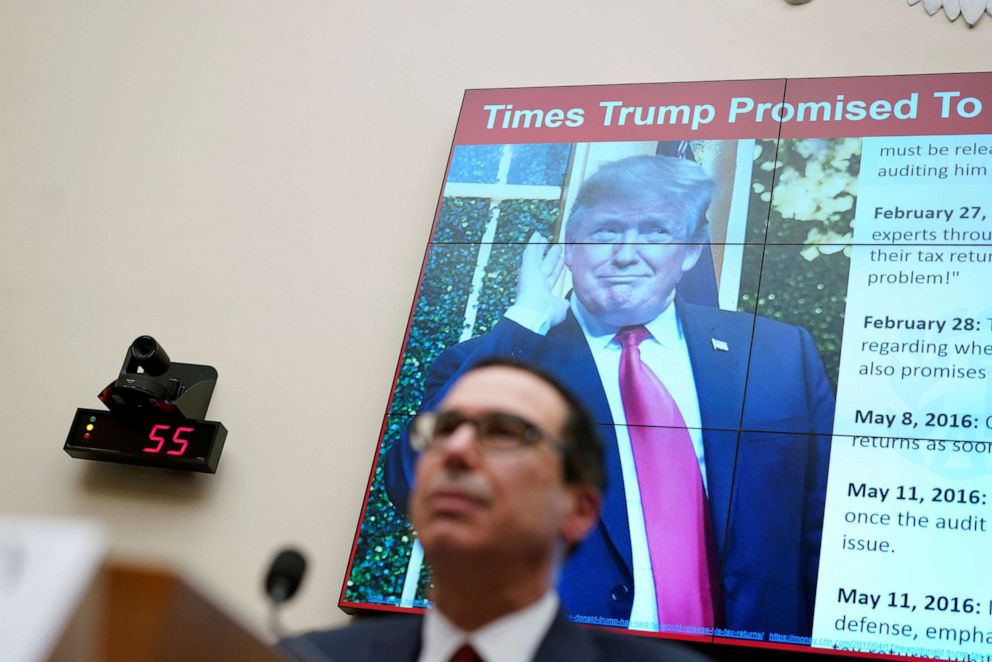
[454,72,992,145]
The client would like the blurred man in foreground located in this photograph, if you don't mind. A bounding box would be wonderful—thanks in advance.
[285,359,710,661]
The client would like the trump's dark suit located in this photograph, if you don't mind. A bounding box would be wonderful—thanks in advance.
[385,299,834,640]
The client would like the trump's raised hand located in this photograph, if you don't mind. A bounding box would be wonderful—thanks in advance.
[513,232,569,329]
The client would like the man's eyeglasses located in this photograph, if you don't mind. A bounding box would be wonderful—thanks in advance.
[409,410,560,453]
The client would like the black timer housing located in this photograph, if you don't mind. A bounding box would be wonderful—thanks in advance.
[64,336,227,473]
[65,409,226,473]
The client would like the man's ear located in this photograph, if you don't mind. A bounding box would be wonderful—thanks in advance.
[681,242,703,274]
[563,243,574,269]
[560,484,601,547]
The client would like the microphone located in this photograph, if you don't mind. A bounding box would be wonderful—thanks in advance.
[263,547,335,661]
[265,548,307,605]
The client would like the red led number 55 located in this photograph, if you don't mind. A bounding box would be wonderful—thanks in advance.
[144,424,193,456]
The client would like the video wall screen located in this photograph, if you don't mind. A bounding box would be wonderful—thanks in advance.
[340,72,992,661]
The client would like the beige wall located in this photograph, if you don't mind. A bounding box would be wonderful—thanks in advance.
[2,0,989,641]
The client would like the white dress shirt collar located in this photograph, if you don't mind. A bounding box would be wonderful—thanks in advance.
[571,296,683,351]
[418,591,559,662]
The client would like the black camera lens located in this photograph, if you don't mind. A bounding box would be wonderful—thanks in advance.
[129,336,170,376]
[132,336,158,360]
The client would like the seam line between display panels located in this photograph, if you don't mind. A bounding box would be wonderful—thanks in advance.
[713,76,791,581]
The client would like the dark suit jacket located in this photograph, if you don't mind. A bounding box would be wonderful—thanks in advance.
[281,610,714,661]
[384,299,834,640]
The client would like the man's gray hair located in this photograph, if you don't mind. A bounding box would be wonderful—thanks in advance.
[564,154,715,243]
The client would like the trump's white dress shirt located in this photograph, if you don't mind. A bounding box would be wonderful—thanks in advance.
[506,298,706,632]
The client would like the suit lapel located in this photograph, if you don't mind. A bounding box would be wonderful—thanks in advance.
[362,616,423,661]
[677,299,748,554]
[533,609,600,662]
[548,313,632,576]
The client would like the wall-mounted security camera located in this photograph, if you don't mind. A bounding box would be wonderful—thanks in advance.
[64,336,227,473]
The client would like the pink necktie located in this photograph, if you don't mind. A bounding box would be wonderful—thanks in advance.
[616,326,715,629]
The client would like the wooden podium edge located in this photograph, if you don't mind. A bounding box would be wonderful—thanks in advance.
[52,562,285,662]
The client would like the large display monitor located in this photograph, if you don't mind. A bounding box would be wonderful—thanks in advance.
[340,72,992,661]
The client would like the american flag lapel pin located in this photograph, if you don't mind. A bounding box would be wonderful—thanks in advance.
[711,338,729,352]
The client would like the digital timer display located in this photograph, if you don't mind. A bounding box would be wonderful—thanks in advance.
[64,408,226,473]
